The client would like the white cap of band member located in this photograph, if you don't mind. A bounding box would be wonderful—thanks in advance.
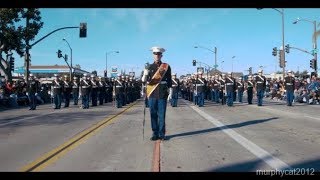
[258,69,263,73]
[287,70,292,73]
[73,76,77,79]
[91,74,95,78]
[150,46,165,53]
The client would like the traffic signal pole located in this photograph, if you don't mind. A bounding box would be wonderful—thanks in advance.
[24,23,86,88]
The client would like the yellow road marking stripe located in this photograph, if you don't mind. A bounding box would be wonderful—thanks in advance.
[20,102,138,172]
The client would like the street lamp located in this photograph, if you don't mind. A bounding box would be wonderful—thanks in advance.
[62,38,72,79]
[221,60,225,72]
[106,50,119,77]
[194,45,218,71]
[293,17,318,76]
[258,8,286,79]
[231,56,236,73]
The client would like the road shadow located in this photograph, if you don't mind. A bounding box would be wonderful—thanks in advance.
[0,108,117,129]
[166,117,278,140]
[206,156,320,172]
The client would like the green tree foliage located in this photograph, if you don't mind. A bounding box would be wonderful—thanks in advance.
[0,8,43,82]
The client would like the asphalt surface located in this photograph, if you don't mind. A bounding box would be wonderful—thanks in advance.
[0,97,319,172]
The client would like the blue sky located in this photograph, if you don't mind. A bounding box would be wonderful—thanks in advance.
[13,8,320,77]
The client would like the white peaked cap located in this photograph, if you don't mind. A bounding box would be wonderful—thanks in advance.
[73,76,78,79]
[150,46,165,53]
[91,74,95,77]
[258,69,263,73]
[287,70,292,73]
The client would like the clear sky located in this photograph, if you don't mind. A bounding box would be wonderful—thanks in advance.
[13,8,320,77]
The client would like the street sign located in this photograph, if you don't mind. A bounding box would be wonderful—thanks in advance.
[311,49,318,55]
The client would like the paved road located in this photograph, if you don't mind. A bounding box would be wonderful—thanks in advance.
[0,97,319,172]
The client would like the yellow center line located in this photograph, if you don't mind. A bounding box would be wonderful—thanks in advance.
[20,101,138,172]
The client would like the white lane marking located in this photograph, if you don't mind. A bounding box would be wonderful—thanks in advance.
[0,111,57,127]
[250,105,320,122]
[185,101,291,170]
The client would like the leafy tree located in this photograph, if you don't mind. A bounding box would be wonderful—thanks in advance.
[74,64,81,69]
[91,70,97,76]
[0,8,43,82]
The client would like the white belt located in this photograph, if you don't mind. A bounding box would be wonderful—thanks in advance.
[172,85,178,87]
[226,83,233,85]
[82,86,88,88]
[286,83,293,85]
[257,82,263,84]
[160,81,167,84]
[196,84,204,86]
[116,86,122,88]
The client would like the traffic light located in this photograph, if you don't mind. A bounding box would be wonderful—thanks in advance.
[310,59,317,69]
[192,59,196,66]
[249,67,252,75]
[9,57,14,71]
[57,49,62,58]
[104,70,107,78]
[285,44,290,53]
[65,54,68,61]
[279,50,285,68]
[272,47,277,56]
[80,23,87,38]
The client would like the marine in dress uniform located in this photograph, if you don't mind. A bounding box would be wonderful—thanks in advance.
[246,75,255,104]
[141,46,172,141]
[62,75,72,108]
[254,69,266,106]
[98,76,106,105]
[220,74,226,105]
[213,74,221,103]
[80,74,90,109]
[90,74,98,106]
[27,74,39,110]
[72,76,80,105]
[114,74,124,108]
[170,73,180,107]
[52,74,62,109]
[225,72,235,106]
[284,70,295,106]
[237,77,245,103]
[195,72,206,107]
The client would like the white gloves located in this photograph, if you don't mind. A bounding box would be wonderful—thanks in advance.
[143,69,149,76]
[167,87,173,101]
[141,69,149,83]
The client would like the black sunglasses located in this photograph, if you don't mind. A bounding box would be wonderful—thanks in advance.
[153,52,162,55]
